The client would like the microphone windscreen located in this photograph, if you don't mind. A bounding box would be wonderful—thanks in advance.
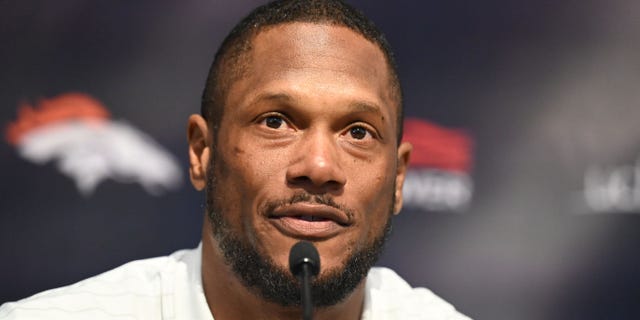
[289,241,321,277]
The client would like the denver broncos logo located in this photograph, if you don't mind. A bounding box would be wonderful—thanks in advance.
[402,118,473,172]
[5,93,183,196]
[401,118,474,212]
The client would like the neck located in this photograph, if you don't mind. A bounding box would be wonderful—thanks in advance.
[200,221,366,320]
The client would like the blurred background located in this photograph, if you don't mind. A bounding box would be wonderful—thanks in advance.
[1,1,640,319]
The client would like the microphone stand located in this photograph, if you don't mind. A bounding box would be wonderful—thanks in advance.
[289,241,320,320]
[301,262,313,320]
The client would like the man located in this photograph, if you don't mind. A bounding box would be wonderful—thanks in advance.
[0,1,470,319]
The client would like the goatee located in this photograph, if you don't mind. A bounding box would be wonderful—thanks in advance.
[205,159,393,307]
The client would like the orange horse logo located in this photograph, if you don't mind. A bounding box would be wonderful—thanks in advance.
[6,93,183,196]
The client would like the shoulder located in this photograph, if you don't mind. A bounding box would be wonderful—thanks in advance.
[363,267,472,320]
[0,248,198,320]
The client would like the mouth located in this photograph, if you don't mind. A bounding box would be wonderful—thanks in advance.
[267,203,352,240]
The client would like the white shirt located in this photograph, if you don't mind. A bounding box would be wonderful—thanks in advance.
[0,245,471,320]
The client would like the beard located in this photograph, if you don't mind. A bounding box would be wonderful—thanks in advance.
[205,156,394,308]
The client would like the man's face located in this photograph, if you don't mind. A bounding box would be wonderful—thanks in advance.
[203,22,410,305]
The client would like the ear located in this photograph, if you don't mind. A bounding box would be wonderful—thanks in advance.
[187,114,211,191]
[393,141,412,215]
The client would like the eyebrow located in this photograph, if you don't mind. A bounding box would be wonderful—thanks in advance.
[245,92,293,106]
[246,92,384,117]
[346,101,383,117]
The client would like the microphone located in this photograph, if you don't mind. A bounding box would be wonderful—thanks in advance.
[289,241,320,320]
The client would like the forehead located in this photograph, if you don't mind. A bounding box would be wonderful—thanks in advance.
[254,22,386,72]
[225,22,397,120]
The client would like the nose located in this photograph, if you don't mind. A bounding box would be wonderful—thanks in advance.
[286,130,347,194]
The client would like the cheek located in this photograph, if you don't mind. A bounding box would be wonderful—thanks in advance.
[351,157,395,196]
[350,163,396,227]
[212,145,260,220]
[216,141,285,218]
[219,141,267,188]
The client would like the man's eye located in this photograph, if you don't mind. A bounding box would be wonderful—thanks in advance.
[349,126,368,140]
[264,116,284,129]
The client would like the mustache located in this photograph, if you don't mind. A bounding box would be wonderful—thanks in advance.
[262,192,355,220]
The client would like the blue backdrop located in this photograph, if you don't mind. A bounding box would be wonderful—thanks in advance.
[2,1,640,319]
